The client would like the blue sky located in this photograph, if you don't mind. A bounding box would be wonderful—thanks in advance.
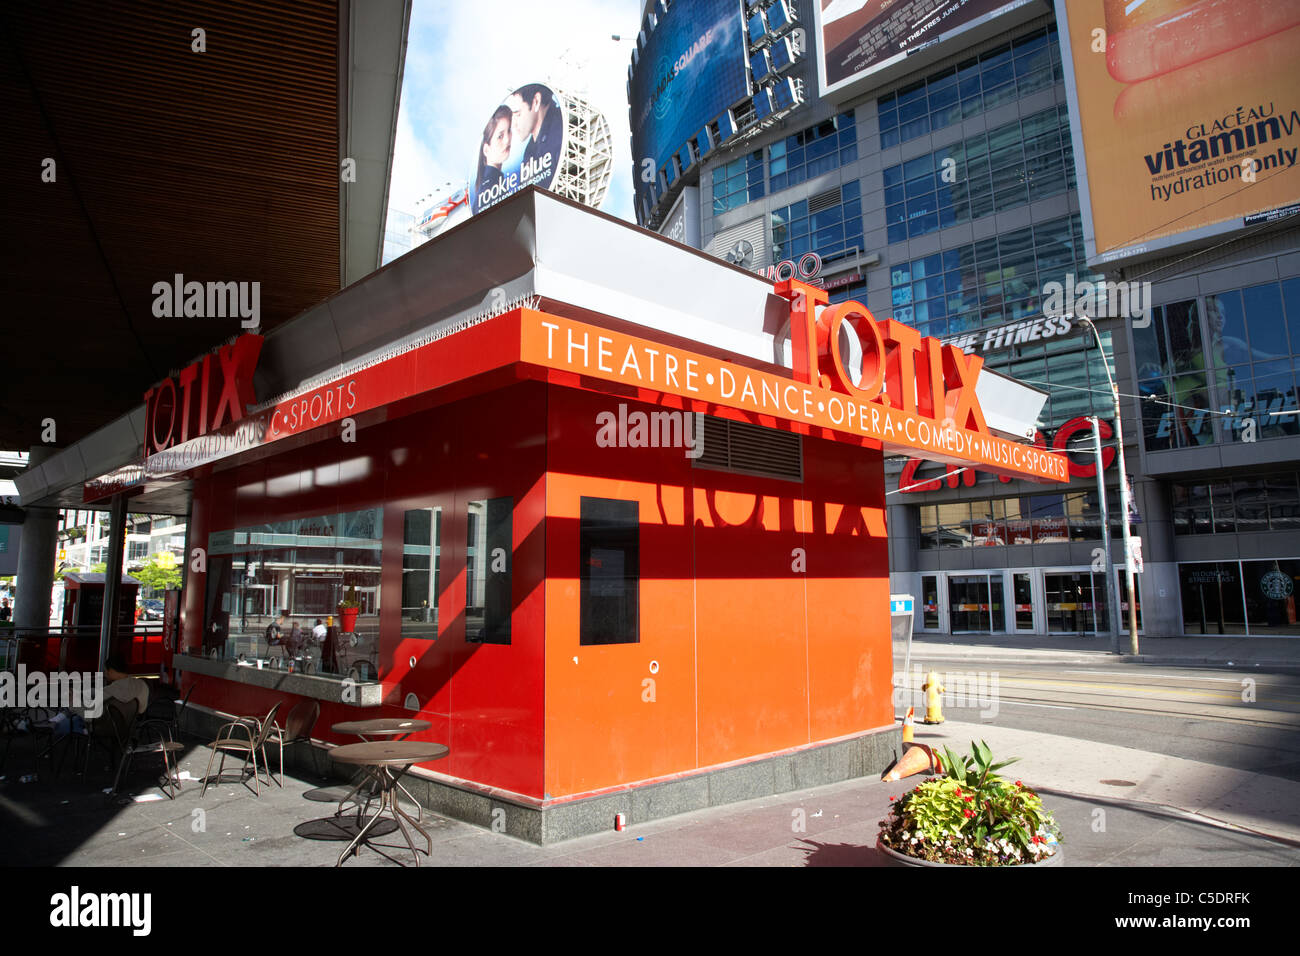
[388,0,644,224]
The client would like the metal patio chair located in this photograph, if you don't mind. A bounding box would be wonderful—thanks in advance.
[263,699,321,784]
[201,702,281,797]
[140,683,194,742]
[77,697,141,793]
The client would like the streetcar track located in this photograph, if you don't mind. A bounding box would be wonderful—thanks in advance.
[940,693,1299,729]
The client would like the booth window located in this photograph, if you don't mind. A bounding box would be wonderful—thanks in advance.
[466,497,511,644]
[402,507,441,639]
[202,507,382,677]
[580,497,639,645]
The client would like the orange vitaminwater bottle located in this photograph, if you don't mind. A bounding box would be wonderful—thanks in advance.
[1104,0,1300,84]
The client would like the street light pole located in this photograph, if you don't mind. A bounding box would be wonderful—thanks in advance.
[1077,316,1140,655]
[1087,416,1121,652]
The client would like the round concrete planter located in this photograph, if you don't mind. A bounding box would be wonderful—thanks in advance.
[876,836,1062,867]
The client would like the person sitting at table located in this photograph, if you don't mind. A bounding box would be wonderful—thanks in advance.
[48,654,148,740]
[286,619,303,658]
[265,611,286,662]
[103,654,150,717]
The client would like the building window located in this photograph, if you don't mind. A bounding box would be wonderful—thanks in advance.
[883,105,1073,244]
[1171,473,1300,534]
[465,497,511,644]
[580,497,639,645]
[711,150,765,214]
[888,214,1099,341]
[827,278,867,304]
[205,507,383,677]
[401,507,441,640]
[768,110,856,194]
[878,26,1063,148]
[771,181,862,264]
[1136,280,1300,450]
[919,492,1127,550]
[1181,558,1300,636]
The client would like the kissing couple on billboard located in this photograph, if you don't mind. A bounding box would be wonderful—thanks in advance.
[474,83,564,213]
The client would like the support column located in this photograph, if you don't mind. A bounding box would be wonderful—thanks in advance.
[99,493,128,670]
[14,447,58,631]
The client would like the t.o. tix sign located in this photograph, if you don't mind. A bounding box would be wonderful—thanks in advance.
[142,335,262,458]
[519,285,1069,484]
[899,417,1115,492]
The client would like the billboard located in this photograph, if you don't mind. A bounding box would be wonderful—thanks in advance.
[815,0,1035,96]
[472,83,566,215]
[629,0,747,215]
[1055,1,1300,264]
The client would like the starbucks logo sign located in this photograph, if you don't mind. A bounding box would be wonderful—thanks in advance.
[1260,570,1294,600]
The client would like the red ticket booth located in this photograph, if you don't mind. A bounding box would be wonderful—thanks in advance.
[111,190,1065,840]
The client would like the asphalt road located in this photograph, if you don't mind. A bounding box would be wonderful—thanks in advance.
[894,660,1300,782]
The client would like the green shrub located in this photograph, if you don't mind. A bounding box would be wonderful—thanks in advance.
[878,740,1060,865]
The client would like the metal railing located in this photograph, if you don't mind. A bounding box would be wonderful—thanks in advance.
[0,624,164,674]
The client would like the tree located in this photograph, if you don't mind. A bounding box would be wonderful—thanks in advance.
[133,552,182,592]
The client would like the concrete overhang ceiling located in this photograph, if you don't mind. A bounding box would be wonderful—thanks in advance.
[0,0,408,452]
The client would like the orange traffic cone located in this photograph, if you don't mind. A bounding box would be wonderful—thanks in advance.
[901,706,915,743]
[882,743,943,783]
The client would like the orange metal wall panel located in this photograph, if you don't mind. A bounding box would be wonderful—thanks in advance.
[800,439,895,739]
[692,477,811,768]
[542,387,891,799]
[542,386,698,797]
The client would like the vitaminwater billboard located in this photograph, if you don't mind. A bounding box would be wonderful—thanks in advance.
[1055,0,1300,264]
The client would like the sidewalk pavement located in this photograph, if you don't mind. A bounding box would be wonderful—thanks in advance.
[1,720,1297,866]
[894,632,1300,671]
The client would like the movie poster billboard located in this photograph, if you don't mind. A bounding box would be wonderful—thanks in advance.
[814,0,1035,96]
[1054,1,1300,264]
[471,83,567,214]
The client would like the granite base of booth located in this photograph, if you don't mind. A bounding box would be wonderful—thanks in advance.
[182,707,901,844]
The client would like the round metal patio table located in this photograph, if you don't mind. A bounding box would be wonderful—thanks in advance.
[331,718,433,820]
[331,718,431,741]
[330,741,448,867]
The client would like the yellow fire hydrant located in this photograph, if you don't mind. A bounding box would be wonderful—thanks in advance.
[922,670,946,724]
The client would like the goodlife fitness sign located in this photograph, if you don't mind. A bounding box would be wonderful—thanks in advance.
[137,288,1068,484]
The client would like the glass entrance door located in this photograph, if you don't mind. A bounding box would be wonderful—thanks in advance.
[922,575,940,630]
[1013,572,1035,630]
[949,574,1006,633]
[1045,571,1105,634]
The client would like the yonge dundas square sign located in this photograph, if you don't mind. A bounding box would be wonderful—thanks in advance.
[132,282,1067,486]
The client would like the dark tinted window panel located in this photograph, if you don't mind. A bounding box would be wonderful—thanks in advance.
[401,507,441,640]
[580,498,640,646]
[465,497,512,644]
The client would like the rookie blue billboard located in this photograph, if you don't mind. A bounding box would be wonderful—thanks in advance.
[472,83,567,215]
[629,0,747,212]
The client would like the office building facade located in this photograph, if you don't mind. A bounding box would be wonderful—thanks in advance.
[630,0,1300,639]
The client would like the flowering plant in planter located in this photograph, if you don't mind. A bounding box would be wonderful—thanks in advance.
[337,599,361,610]
[878,740,1060,866]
